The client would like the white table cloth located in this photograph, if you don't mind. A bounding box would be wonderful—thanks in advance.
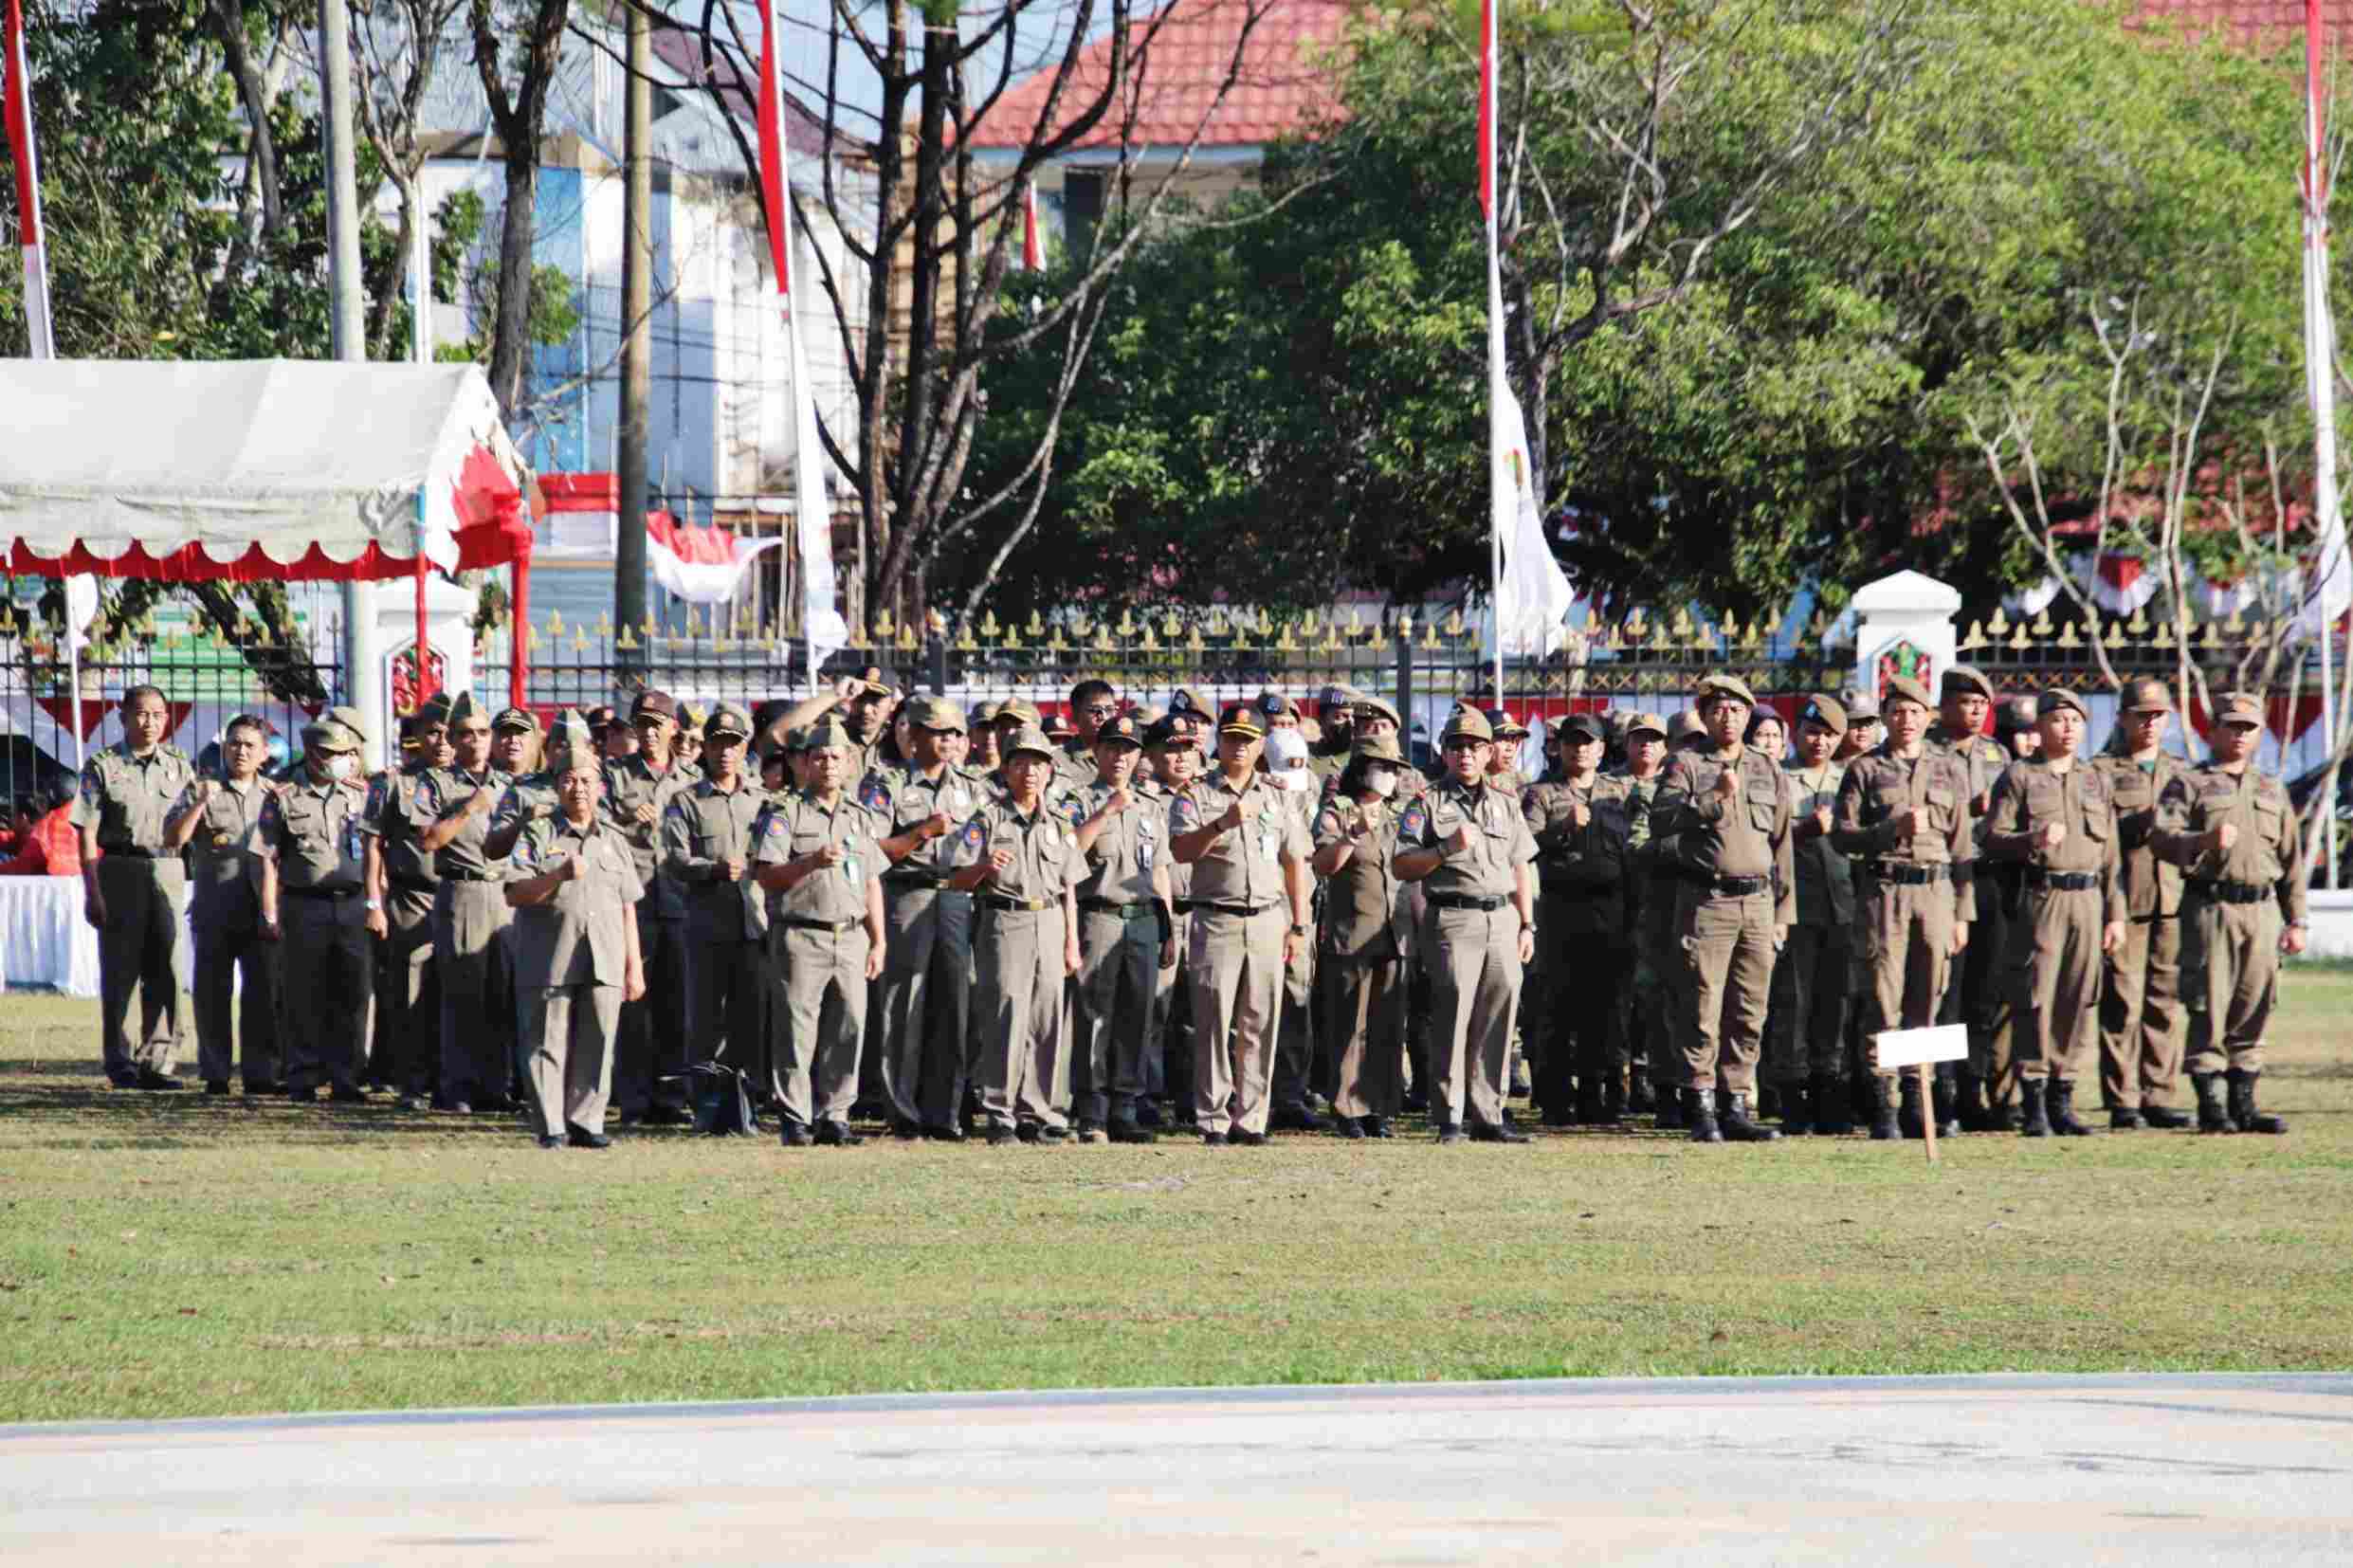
[0,877,98,995]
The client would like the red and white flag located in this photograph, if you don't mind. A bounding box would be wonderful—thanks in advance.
[648,510,783,606]
[4,0,52,358]
[757,2,849,677]
[1020,179,1044,270]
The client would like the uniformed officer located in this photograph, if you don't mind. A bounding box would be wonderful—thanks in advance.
[1997,695,2041,760]
[1651,674,1795,1143]
[1522,712,1633,1125]
[1984,688,2126,1137]
[359,712,444,1109]
[259,719,373,1103]
[1768,694,1856,1136]
[1171,705,1314,1145]
[1483,709,1532,794]
[415,694,518,1112]
[967,702,1005,775]
[944,723,1084,1144]
[1057,679,1121,789]
[753,719,887,1146]
[502,756,645,1146]
[1310,735,1412,1139]
[1928,665,2012,1133]
[1308,684,1361,786]
[483,706,563,862]
[1068,711,1176,1142]
[72,684,194,1089]
[1144,715,1201,1123]
[2093,677,2191,1129]
[600,689,696,1126]
[663,702,770,1086]
[1611,710,1671,1117]
[1395,706,1539,1143]
[2151,692,2307,1134]
[164,714,280,1095]
[863,697,985,1140]
[1833,688,1884,1119]
[1262,724,1327,1130]
[1833,676,1974,1140]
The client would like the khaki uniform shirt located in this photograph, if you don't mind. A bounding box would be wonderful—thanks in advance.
[1984,757,2128,925]
[1171,772,1307,909]
[417,766,513,881]
[1833,745,1975,923]
[507,815,644,986]
[72,743,195,856]
[1075,780,1163,905]
[2152,763,2308,925]
[1654,745,1797,924]
[491,770,561,844]
[1932,723,2011,911]
[1783,759,1854,927]
[661,776,770,941]
[862,762,986,889]
[175,776,273,921]
[1140,778,1193,903]
[1399,777,1538,901]
[944,796,1083,906]
[359,763,440,889]
[603,754,696,921]
[2092,751,2188,920]
[262,776,369,892]
[753,791,881,926]
[1522,772,1634,935]
[1313,795,1407,958]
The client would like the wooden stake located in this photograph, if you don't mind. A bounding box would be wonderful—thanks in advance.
[1918,1062,1939,1165]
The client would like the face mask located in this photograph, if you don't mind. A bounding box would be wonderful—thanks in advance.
[1366,769,1399,799]
[328,755,359,782]
[1276,769,1312,793]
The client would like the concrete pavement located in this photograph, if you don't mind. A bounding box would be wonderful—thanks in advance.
[5,1373,2350,1564]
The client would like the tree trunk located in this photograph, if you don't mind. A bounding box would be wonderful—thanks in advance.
[486,153,540,417]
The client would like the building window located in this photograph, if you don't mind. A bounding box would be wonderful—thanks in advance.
[1063,170,1104,260]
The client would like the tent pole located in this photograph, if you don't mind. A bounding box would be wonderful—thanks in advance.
[510,536,532,712]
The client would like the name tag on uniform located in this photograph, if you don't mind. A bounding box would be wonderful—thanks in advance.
[949,789,970,813]
[1140,837,1157,869]
[1255,822,1278,861]
[844,850,862,885]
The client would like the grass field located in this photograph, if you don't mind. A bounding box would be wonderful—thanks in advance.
[3,970,2351,1423]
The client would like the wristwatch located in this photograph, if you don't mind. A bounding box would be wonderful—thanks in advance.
[1289,922,1308,937]
[363,898,382,912]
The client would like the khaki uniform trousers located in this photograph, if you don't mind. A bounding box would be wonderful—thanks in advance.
[2180,895,2279,1077]
[2100,914,2182,1108]
[1862,881,1954,1076]
[1766,921,1852,1086]
[373,885,436,1097]
[615,909,687,1117]
[282,892,371,1093]
[2006,886,2104,1085]
[976,905,1071,1130]
[1322,952,1406,1119]
[95,855,185,1079]
[1677,886,1776,1095]
[771,923,870,1128]
[1188,905,1286,1136]
[192,913,278,1089]
[1426,904,1524,1126]
[520,982,619,1137]
[434,881,514,1105]
[875,885,972,1126]
[1074,907,1157,1124]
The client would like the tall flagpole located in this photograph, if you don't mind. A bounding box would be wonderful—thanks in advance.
[3,0,53,359]
[1482,0,1505,702]
[2306,0,2342,887]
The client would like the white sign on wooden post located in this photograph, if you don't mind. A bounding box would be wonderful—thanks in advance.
[1873,1025,1970,1163]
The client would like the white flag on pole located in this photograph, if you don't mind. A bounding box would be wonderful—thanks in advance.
[63,573,98,652]
[1492,385,1573,659]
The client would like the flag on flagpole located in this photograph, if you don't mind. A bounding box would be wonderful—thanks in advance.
[1020,179,1045,271]
[757,1,849,682]
[2299,0,2350,637]
[4,0,53,359]
[648,510,785,605]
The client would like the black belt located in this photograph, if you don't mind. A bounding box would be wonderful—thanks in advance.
[1428,892,1507,912]
[1189,900,1279,918]
[2025,867,2100,892]
[1687,873,1769,898]
[1081,899,1155,919]
[978,893,1055,913]
[100,846,155,858]
[1869,862,1951,886]
[2190,879,2271,905]
[882,872,943,889]
[392,877,437,893]
[443,869,500,883]
[777,914,862,933]
[284,885,361,900]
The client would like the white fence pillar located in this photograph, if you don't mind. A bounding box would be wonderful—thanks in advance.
[1850,570,1961,701]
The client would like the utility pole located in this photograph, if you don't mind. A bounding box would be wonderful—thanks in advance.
[613,0,653,652]
[320,0,385,757]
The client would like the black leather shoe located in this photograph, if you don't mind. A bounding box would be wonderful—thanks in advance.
[2109,1106,2144,1131]
[921,1122,967,1142]
[889,1116,922,1140]
[1335,1117,1367,1140]
[1109,1119,1157,1144]
[566,1125,611,1149]
[2047,1080,2095,1137]
[244,1080,285,1097]
[108,1073,139,1088]
[392,1094,421,1112]
[447,1100,473,1115]
[2019,1083,2052,1137]
[1200,1130,1229,1146]
[778,1123,813,1147]
[1809,1073,1852,1136]
[987,1123,1019,1147]
[1135,1099,1165,1128]
[288,1086,319,1103]
[1436,1121,1468,1145]
[330,1085,369,1104]
[204,1080,230,1096]
[1685,1088,1723,1144]
[2140,1102,2190,1129]
[1720,1093,1781,1143]
[1036,1123,1072,1144]
[1468,1119,1531,1144]
[1229,1129,1267,1147]
[2227,1069,2287,1135]
[641,1104,694,1128]
[815,1120,866,1147]
[1362,1115,1395,1140]
[135,1069,182,1091]
[536,1133,564,1149]
[2194,1073,2234,1133]
[1073,1119,1108,1144]
[1269,1103,1327,1133]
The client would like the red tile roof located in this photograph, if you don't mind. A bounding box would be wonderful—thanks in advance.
[963,0,1352,152]
[649,27,848,159]
[2130,1,2353,41]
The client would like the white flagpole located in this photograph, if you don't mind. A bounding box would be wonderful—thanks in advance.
[2306,0,2342,886]
[1484,0,1505,702]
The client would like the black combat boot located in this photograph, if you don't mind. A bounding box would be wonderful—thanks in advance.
[1627,1070,1655,1116]
[2046,1080,2094,1137]
[2109,1105,2144,1131]
[1778,1080,1811,1137]
[1598,1073,1626,1127]
[1656,1085,1686,1130]
[1810,1072,1853,1136]
[2018,1080,2051,1138]
[1685,1086,1723,1143]
[1897,1074,1926,1140]
[2141,1100,2192,1130]
[2194,1073,2234,1133]
[1756,1084,1781,1120]
[1721,1092,1781,1143]
[2227,1069,2288,1134]
[1953,1073,1990,1132]
[1869,1078,1900,1141]
[1931,1075,1961,1139]
[1574,1078,1606,1126]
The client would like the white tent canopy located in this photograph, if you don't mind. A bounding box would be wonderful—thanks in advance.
[0,359,532,577]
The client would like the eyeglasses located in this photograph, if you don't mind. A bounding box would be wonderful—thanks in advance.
[1081,702,1119,717]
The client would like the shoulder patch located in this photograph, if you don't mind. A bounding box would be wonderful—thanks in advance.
[960,816,987,849]
[859,776,889,812]
[1400,800,1429,841]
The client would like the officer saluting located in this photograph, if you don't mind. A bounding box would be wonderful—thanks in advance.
[1395,705,1539,1144]
[72,684,194,1089]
